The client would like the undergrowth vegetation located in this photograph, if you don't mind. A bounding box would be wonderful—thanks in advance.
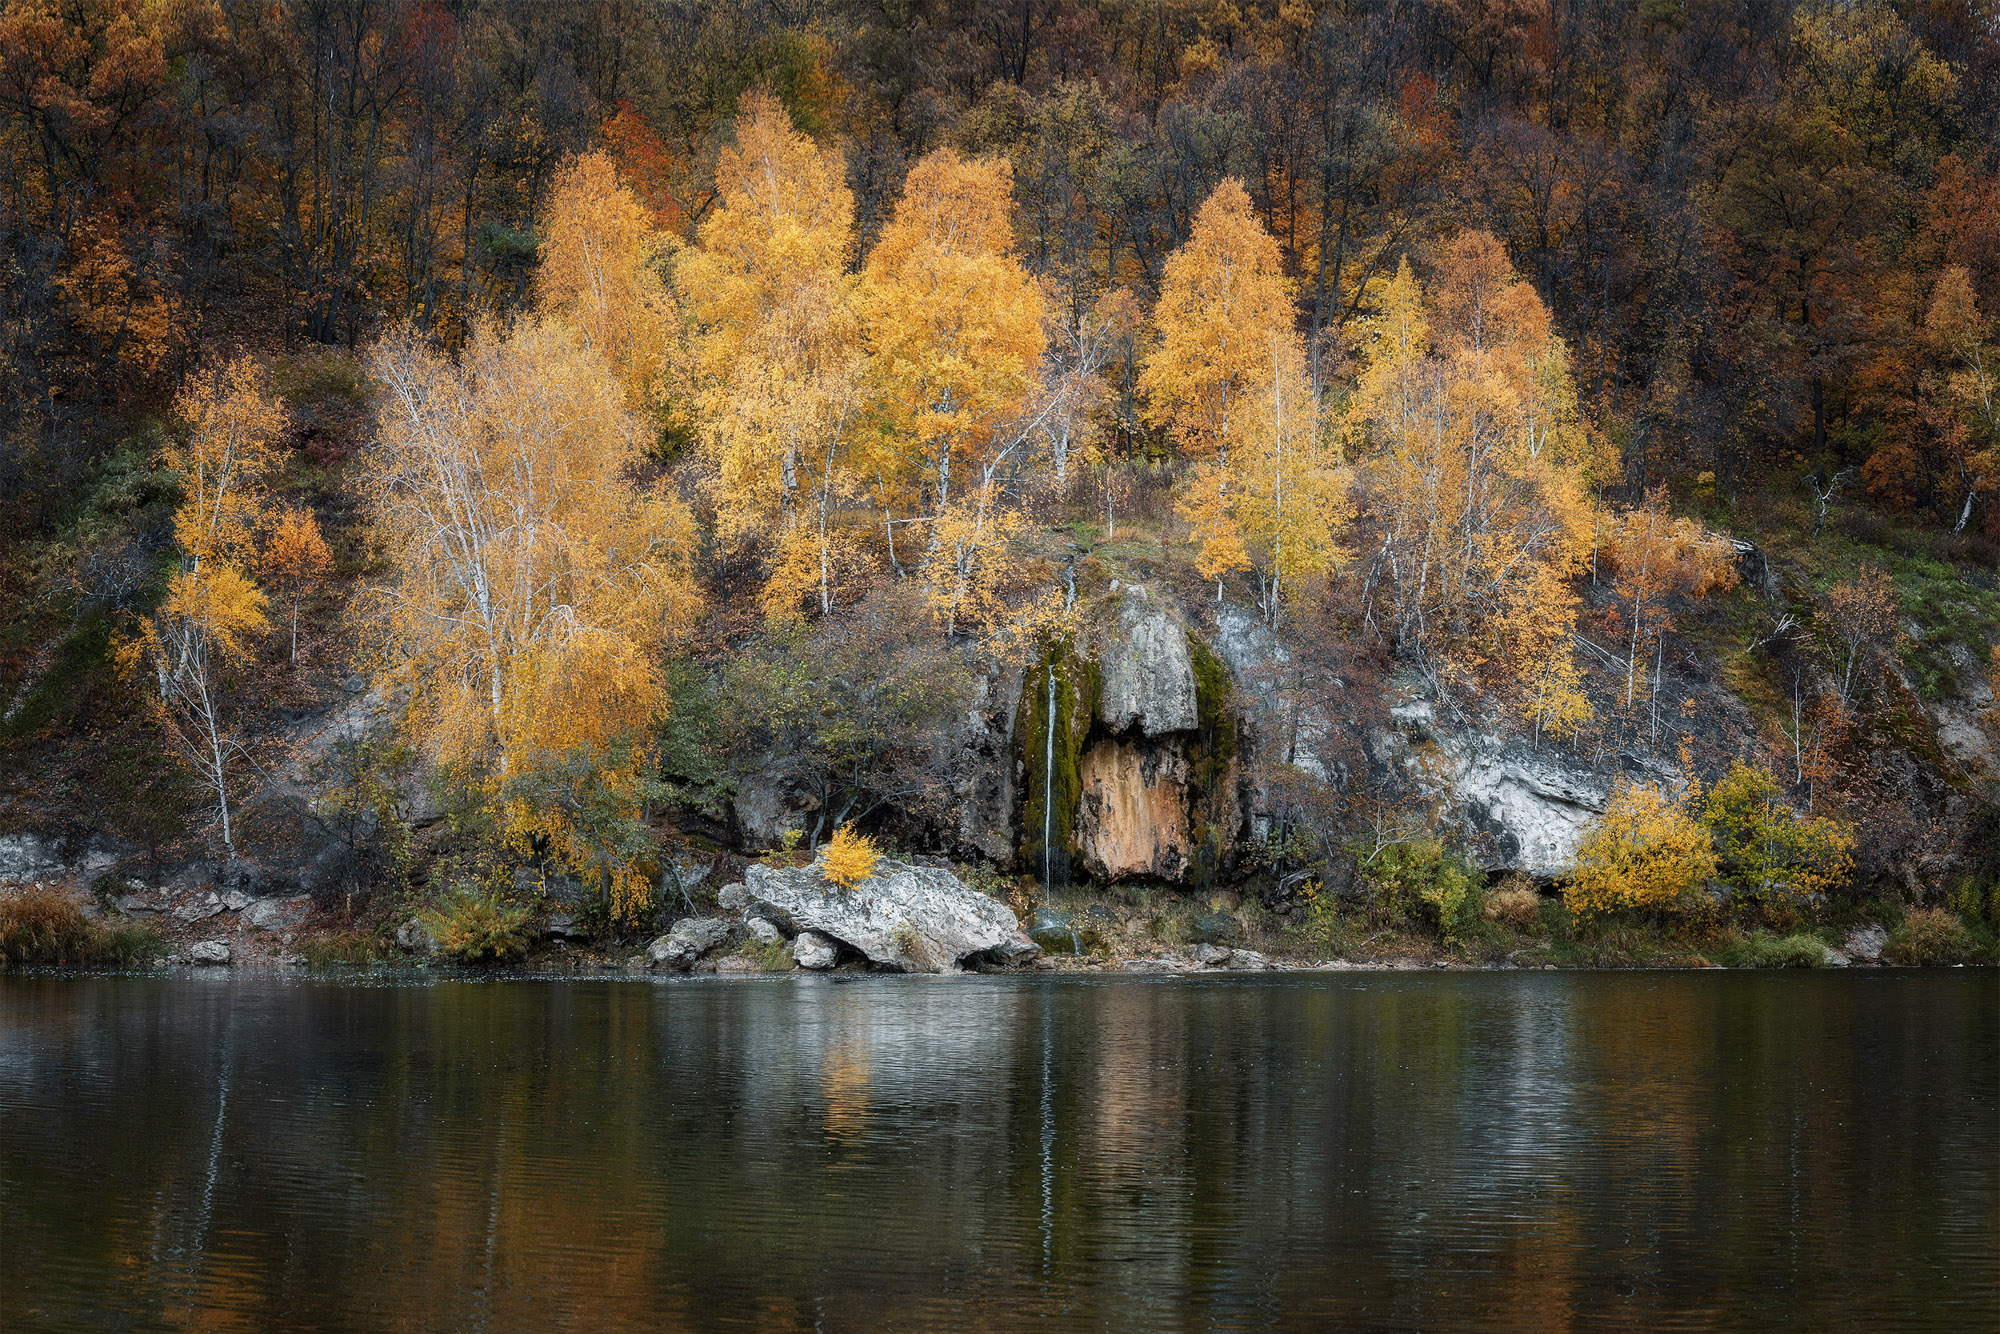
[0,889,164,968]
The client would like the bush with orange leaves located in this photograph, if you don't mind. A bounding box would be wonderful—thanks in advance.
[818,825,881,889]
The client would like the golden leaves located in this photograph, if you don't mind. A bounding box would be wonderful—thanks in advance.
[1564,783,1717,918]
[535,152,679,412]
[1140,178,1294,461]
[818,824,881,888]
[366,317,701,779]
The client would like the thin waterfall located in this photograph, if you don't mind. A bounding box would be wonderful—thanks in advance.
[1043,666,1056,897]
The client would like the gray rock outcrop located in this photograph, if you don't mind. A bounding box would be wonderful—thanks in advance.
[395,918,439,955]
[742,859,1037,973]
[0,834,64,883]
[647,917,732,970]
[1098,588,1198,736]
[1373,695,1627,878]
[241,896,314,931]
[1843,923,1889,963]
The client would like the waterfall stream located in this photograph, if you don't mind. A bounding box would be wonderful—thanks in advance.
[1043,667,1056,897]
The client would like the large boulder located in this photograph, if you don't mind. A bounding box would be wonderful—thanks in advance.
[189,939,232,966]
[742,859,1038,973]
[395,918,439,955]
[241,895,314,931]
[1098,588,1198,737]
[792,929,839,970]
[647,917,733,971]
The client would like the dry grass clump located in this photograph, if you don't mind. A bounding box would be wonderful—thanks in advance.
[1,888,99,964]
[819,825,881,889]
[0,887,161,966]
[1483,877,1544,930]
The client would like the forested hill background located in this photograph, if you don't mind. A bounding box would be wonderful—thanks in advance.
[4,0,2000,957]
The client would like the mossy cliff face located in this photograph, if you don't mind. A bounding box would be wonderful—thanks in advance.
[1016,643,1098,887]
[1184,629,1240,889]
[1017,591,1243,887]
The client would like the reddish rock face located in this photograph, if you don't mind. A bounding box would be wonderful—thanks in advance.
[1075,740,1194,882]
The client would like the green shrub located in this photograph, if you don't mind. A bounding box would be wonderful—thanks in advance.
[1362,837,1482,942]
[420,887,533,965]
[1886,907,1981,965]
[733,938,794,972]
[1947,881,2000,933]
[1721,931,1829,968]
[1701,762,1854,917]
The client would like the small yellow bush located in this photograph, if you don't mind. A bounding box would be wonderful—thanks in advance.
[819,825,880,888]
[1565,783,1716,918]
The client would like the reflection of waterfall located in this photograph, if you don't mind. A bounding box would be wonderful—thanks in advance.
[1039,995,1054,1275]
[192,1020,232,1262]
[1043,668,1056,898]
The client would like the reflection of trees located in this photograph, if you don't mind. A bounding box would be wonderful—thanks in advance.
[1,974,1993,1328]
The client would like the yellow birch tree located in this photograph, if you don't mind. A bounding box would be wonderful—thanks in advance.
[679,90,867,622]
[366,318,702,919]
[120,357,286,853]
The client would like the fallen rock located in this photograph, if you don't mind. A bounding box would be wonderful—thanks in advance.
[189,940,232,966]
[747,917,784,944]
[395,918,439,955]
[1190,942,1231,966]
[173,893,226,924]
[743,860,1038,974]
[792,930,839,970]
[1844,923,1889,963]
[647,917,732,970]
[716,882,750,910]
[1029,911,1085,955]
[241,896,314,931]
[221,890,254,912]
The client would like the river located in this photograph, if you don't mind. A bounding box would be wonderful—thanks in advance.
[2,970,1994,1330]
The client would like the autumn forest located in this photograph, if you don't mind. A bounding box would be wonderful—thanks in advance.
[5,0,2000,967]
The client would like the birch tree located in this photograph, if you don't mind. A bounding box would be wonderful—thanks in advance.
[120,358,285,853]
[366,318,702,918]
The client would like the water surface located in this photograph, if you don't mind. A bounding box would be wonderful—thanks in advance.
[3,971,1994,1330]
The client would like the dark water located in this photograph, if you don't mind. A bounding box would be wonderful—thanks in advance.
[2,972,1994,1332]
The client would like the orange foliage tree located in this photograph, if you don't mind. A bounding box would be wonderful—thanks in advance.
[120,357,286,853]
[366,318,702,920]
[1349,237,1600,722]
[534,152,681,418]
[679,91,866,622]
[861,147,1047,544]
[263,506,332,665]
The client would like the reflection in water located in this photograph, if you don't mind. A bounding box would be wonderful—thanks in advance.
[2,971,1994,1331]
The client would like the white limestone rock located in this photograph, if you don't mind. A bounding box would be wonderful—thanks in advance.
[744,859,1038,974]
